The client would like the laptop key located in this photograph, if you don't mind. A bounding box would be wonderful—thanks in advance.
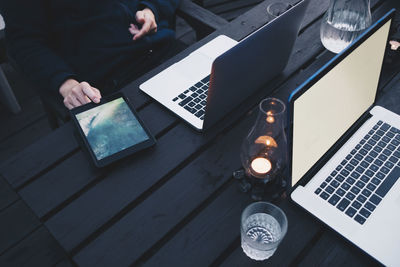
[355,180,365,189]
[366,183,376,191]
[350,186,360,195]
[360,175,369,183]
[337,198,350,211]
[346,177,355,185]
[328,194,340,206]
[376,172,385,180]
[336,188,346,196]
[394,151,400,158]
[376,129,385,136]
[320,182,327,188]
[375,166,400,198]
[365,155,373,163]
[201,75,210,83]
[330,180,340,188]
[346,192,355,200]
[184,106,195,113]
[354,154,363,161]
[389,156,399,163]
[345,164,354,171]
[345,207,357,218]
[370,194,382,205]
[384,161,394,169]
[350,172,360,180]
[320,192,329,200]
[351,200,362,209]
[361,189,372,197]
[179,97,193,106]
[357,194,367,203]
[359,208,371,218]
[195,110,205,118]
[335,174,345,182]
[355,166,365,173]
[326,186,334,194]
[354,214,366,225]
[341,182,351,190]
[387,144,396,151]
[369,164,378,172]
[380,166,390,174]
[173,97,179,102]
[325,176,333,183]
[188,102,196,107]
[314,188,322,195]
[201,100,206,106]
[383,149,392,157]
[360,161,369,168]
[371,178,381,186]
[364,202,376,212]
[381,123,390,131]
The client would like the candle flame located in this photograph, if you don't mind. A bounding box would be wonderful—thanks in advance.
[266,111,275,123]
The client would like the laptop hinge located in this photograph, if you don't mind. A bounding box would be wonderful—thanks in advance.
[294,107,373,189]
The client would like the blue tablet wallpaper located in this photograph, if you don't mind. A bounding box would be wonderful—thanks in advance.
[75,97,149,160]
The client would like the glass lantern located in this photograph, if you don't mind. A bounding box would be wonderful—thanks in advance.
[240,98,287,182]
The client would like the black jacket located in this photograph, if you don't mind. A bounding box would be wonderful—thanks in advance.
[1,0,179,93]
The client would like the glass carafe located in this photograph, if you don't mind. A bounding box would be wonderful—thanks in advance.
[240,98,287,181]
[320,0,371,53]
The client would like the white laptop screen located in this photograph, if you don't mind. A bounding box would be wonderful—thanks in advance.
[291,19,391,186]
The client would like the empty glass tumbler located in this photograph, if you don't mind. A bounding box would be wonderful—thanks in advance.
[241,202,288,260]
[320,0,371,53]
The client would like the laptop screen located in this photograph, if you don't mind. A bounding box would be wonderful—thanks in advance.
[291,18,392,186]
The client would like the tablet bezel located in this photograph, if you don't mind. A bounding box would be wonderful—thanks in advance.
[70,92,156,167]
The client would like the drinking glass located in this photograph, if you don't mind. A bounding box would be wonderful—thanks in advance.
[241,202,288,260]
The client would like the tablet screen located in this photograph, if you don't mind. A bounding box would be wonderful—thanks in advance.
[75,97,150,160]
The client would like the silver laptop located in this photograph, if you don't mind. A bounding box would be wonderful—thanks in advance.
[140,0,309,131]
[289,10,399,266]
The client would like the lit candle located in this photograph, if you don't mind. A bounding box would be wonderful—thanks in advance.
[251,157,272,174]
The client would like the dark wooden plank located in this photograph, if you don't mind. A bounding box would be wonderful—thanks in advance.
[0,117,52,163]
[0,227,68,267]
[0,200,40,254]
[54,258,75,267]
[18,102,177,218]
[0,176,18,211]
[0,123,78,188]
[142,183,251,266]
[298,231,380,267]
[0,96,46,141]
[208,0,263,15]
[73,108,256,266]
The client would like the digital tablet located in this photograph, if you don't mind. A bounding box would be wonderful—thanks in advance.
[70,92,156,167]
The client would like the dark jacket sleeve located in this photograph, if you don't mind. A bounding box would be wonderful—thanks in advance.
[1,0,77,93]
[391,10,400,42]
[139,0,180,26]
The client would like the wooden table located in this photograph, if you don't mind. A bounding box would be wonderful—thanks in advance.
[1,0,398,266]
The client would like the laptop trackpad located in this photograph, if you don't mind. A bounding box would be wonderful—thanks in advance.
[175,52,213,81]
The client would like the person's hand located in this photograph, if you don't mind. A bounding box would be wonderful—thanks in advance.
[59,79,101,109]
[129,8,157,41]
[389,40,400,51]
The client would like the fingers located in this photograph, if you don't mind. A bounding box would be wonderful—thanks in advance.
[389,40,400,51]
[81,82,101,103]
[132,9,157,41]
[62,82,102,110]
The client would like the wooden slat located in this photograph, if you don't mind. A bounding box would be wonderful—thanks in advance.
[0,176,18,211]
[0,123,78,188]
[18,102,177,218]
[0,200,40,254]
[0,117,51,163]
[0,96,46,142]
[0,227,67,267]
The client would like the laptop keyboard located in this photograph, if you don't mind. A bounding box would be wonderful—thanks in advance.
[314,120,400,225]
[172,75,210,120]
